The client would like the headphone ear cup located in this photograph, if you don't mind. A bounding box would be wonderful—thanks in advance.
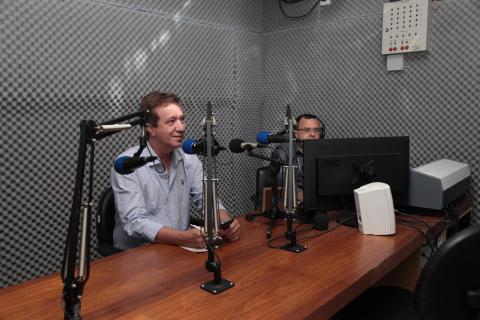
[320,120,326,139]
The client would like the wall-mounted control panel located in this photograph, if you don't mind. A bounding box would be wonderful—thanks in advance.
[382,0,432,55]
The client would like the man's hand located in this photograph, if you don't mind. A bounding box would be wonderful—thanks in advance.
[181,228,207,248]
[219,210,240,242]
[155,226,206,248]
[220,219,240,242]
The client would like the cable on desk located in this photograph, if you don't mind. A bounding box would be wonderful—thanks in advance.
[294,221,308,232]
[295,215,356,243]
[297,221,343,241]
[395,210,435,235]
[395,209,451,252]
[266,215,355,248]
[266,233,290,249]
[397,221,436,257]
[200,232,223,268]
[394,212,451,228]
[397,218,452,225]
[396,214,451,252]
[264,219,306,249]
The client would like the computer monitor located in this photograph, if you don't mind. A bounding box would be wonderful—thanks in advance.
[303,136,410,224]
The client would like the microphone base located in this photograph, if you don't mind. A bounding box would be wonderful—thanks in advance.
[280,243,307,254]
[201,278,234,294]
[280,217,307,253]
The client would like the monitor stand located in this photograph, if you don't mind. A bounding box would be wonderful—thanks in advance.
[335,210,358,228]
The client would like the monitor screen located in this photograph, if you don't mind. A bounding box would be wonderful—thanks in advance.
[303,136,410,214]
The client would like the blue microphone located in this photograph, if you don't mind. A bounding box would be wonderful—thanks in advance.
[256,131,289,144]
[181,139,200,155]
[114,156,157,174]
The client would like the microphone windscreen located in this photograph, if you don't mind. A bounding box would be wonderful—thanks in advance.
[181,138,197,154]
[313,212,329,231]
[229,139,245,153]
[256,131,271,145]
[114,156,134,174]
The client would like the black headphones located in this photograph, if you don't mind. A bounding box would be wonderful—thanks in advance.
[319,119,326,139]
[145,109,155,127]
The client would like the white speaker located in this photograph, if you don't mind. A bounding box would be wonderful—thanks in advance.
[354,182,396,235]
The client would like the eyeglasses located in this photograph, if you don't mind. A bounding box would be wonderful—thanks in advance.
[297,127,322,134]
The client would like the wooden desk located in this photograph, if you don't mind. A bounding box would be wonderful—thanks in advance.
[0,216,442,320]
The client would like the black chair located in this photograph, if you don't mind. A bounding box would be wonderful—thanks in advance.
[252,166,277,211]
[246,165,282,238]
[333,225,480,320]
[96,187,123,257]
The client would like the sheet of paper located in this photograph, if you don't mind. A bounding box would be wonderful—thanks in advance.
[180,246,207,253]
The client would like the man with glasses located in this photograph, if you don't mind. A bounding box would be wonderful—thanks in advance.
[275,114,325,213]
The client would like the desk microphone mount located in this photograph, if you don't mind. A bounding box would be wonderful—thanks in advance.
[199,102,234,294]
[280,105,306,253]
[61,110,148,320]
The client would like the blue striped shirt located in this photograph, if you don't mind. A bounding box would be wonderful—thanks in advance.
[111,143,224,250]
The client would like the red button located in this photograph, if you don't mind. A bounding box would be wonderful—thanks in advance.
[405,45,409,50]
[400,46,404,50]
[393,47,397,51]
[389,47,393,52]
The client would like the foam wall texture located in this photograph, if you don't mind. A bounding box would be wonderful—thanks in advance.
[2,0,479,288]
[263,0,479,220]
[0,0,263,287]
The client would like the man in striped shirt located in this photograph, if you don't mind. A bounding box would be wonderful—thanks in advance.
[112,91,240,250]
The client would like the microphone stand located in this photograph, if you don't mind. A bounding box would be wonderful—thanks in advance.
[200,102,234,294]
[280,105,306,253]
[61,110,146,320]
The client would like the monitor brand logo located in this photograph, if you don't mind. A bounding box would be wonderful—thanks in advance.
[321,159,340,168]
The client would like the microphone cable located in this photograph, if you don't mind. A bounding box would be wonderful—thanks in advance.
[394,210,439,257]
[266,219,303,249]
[265,215,336,249]
[395,209,455,257]
[279,0,325,20]
[396,221,436,258]
[200,229,223,268]
[146,143,166,174]
[297,221,343,241]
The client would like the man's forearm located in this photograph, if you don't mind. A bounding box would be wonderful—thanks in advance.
[155,226,205,248]
[155,226,186,246]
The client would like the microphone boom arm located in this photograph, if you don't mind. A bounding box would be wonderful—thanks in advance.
[93,111,148,141]
[247,151,286,165]
[61,110,148,319]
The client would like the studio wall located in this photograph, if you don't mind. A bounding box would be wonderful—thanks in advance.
[263,0,479,220]
[0,0,263,287]
[2,0,478,288]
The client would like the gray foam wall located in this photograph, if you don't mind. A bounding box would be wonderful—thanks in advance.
[0,0,263,287]
[263,0,479,219]
[1,0,478,288]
